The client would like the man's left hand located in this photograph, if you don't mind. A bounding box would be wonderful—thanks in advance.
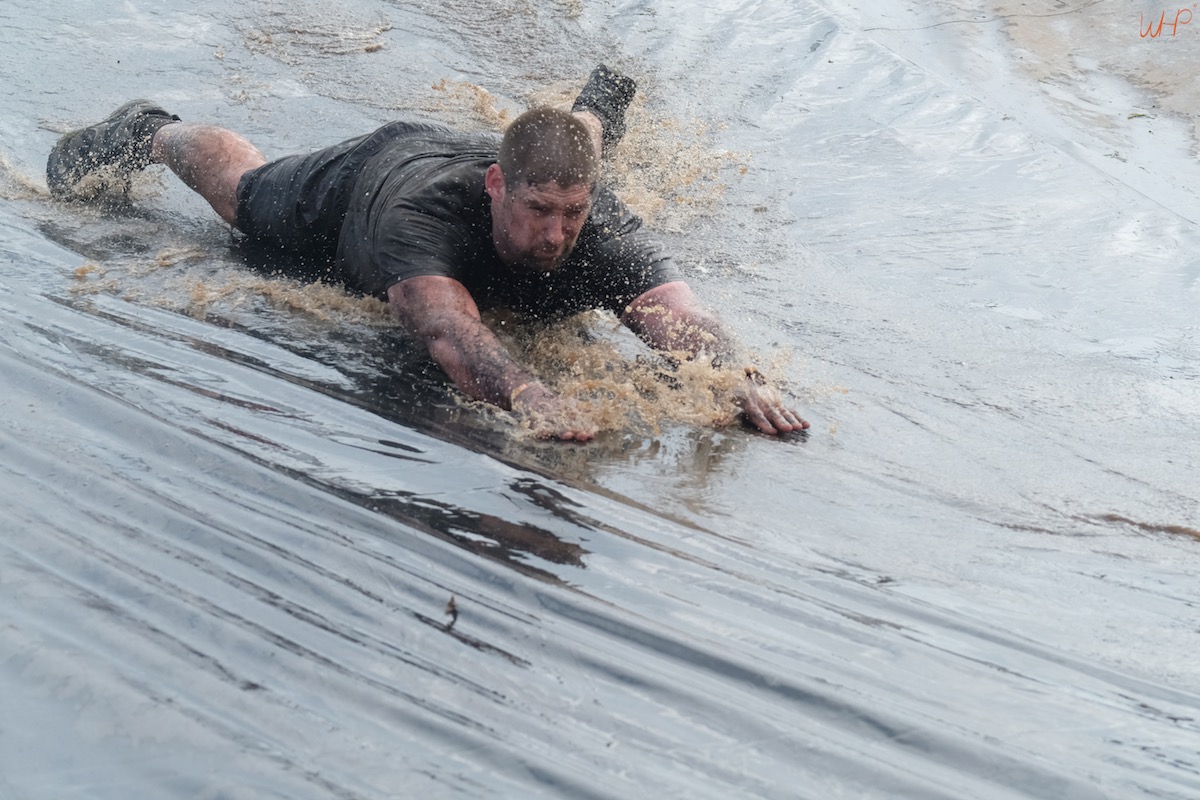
[734,373,810,435]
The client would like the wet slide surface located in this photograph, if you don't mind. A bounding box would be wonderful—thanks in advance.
[1,0,1199,797]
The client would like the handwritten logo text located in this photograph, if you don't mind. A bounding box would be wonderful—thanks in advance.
[1141,6,1195,38]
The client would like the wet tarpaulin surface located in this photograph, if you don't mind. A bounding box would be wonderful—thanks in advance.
[2,0,1200,797]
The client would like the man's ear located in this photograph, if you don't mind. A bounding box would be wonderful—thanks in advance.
[485,163,506,202]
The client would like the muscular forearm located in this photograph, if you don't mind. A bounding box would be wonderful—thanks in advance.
[623,282,745,365]
[623,281,808,433]
[421,312,540,409]
[387,277,543,409]
[656,306,740,364]
[420,313,596,438]
[388,276,594,440]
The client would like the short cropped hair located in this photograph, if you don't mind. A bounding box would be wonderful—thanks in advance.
[498,107,599,190]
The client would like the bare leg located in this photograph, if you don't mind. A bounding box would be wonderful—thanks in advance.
[150,123,267,227]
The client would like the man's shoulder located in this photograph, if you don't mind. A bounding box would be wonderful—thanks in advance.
[353,124,496,212]
[367,120,501,160]
[358,122,495,191]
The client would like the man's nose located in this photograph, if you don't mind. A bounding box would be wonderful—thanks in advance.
[543,216,566,245]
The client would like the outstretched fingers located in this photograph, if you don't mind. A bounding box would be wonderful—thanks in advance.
[540,426,595,442]
[770,405,810,433]
[738,384,810,435]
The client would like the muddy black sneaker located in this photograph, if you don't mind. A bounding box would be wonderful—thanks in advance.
[46,99,180,200]
[571,65,637,158]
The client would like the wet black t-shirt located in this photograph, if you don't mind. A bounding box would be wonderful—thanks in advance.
[335,123,681,319]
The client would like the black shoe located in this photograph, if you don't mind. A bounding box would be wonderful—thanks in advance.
[46,99,180,200]
[571,65,637,158]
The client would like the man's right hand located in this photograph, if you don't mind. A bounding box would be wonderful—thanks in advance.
[511,383,596,442]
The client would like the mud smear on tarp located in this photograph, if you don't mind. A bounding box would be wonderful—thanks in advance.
[1088,512,1200,542]
[238,1,400,109]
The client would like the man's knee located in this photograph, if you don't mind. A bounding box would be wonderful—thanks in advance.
[154,123,265,225]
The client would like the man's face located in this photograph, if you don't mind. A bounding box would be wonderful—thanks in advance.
[486,164,592,272]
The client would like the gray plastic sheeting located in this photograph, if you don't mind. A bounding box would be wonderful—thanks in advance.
[1,0,1198,798]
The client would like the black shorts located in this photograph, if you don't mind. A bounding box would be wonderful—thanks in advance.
[234,121,422,270]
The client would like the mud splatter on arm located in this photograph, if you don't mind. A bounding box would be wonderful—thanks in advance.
[388,275,536,409]
[621,280,742,366]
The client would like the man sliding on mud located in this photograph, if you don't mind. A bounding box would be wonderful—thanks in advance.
[46,66,808,441]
